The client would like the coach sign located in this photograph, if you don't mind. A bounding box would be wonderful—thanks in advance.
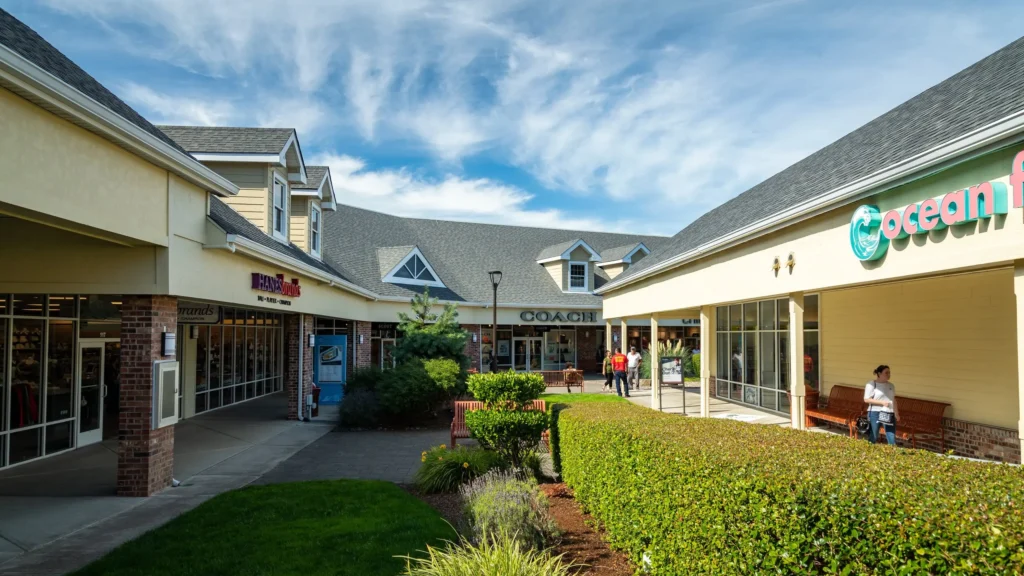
[519,310,598,323]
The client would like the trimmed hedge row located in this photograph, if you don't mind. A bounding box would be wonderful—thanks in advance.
[557,402,1024,575]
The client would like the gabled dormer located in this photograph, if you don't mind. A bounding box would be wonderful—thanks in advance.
[158,126,306,244]
[379,246,445,288]
[289,166,336,260]
[596,242,650,279]
[535,239,601,293]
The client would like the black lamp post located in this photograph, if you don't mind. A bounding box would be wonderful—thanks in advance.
[488,270,502,372]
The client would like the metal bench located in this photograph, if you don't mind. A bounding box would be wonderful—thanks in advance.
[893,396,951,450]
[450,399,548,447]
[806,384,865,437]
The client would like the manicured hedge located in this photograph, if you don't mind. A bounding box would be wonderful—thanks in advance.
[556,402,1024,575]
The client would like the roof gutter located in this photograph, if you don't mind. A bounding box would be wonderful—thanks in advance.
[597,108,1024,295]
[372,295,602,309]
[0,44,238,197]
[221,234,379,300]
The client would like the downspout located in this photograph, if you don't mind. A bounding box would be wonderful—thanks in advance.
[297,313,305,421]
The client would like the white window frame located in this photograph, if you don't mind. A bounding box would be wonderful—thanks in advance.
[271,173,289,243]
[309,203,322,258]
[382,247,446,288]
[567,261,588,292]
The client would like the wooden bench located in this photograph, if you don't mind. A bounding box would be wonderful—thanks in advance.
[537,370,584,393]
[893,396,951,450]
[450,399,549,447]
[806,384,865,437]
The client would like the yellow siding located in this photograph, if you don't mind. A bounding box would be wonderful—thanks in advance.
[544,262,563,288]
[222,188,269,232]
[603,263,628,279]
[204,163,267,188]
[821,268,1018,429]
[290,198,308,249]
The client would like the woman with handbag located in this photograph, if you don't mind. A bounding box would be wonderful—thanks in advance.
[864,365,899,445]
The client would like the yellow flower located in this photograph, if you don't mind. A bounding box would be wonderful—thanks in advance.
[438,457,443,461]
[421,456,426,462]
[463,462,470,469]
[440,444,446,449]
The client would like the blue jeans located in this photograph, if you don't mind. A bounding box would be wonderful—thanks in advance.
[869,411,896,445]
[614,371,629,397]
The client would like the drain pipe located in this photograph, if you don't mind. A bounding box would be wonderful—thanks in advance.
[297,313,305,421]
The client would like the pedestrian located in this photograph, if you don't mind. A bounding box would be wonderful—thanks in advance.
[864,364,899,445]
[601,350,613,392]
[611,347,629,398]
[626,346,642,389]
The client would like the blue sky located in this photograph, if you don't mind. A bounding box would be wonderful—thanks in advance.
[4,0,1022,234]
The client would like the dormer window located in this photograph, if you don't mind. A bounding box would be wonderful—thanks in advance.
[310,204,321,257]
[395,254,436,282]
[272,175,288,241]
[381,247,445,288]
[568,261,588,292]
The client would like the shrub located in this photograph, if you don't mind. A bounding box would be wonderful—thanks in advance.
[337,388,380,428]
[465,409,548,468]
[688,352,701,378]
[640,340,690,380]
[415,445,506,494]
[557,402,1024,575]
[460,470,559,551]
[468,371,545,408]
[377,360,442,424]
[344,366,384,394]
[401,533,576,576]
[423,357,465,399]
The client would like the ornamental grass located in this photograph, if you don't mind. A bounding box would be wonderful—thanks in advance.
[557,402,1024,575]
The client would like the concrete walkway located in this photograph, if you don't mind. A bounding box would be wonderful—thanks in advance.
[0,394,335,576]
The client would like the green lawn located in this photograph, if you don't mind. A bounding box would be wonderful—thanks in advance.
[73,480,456,576]
[540,392,630,405]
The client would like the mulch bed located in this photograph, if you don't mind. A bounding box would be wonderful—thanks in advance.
[541,483,634,575]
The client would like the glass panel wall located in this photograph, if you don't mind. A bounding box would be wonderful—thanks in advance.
[714,295,821,413]
[193,308,284,415]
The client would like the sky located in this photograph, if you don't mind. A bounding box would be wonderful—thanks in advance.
[3,0,1022,235]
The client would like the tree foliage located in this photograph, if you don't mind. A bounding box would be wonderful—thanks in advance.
[394,288,469,367]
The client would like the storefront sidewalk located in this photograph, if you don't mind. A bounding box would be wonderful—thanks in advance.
[0,394,335,576]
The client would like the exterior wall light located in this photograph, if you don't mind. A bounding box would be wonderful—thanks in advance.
[787,253,796,271]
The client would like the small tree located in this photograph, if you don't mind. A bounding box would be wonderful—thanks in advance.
[465,371,548,468]
[394,288,469,367]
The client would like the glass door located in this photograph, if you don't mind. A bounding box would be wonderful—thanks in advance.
[77,342,105,446]
[528,338,543,371]
[513,337,543,371]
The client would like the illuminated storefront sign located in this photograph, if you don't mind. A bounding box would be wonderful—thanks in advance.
[519,310,598,323]
[850,150,1024,261]
[251,273,302,297]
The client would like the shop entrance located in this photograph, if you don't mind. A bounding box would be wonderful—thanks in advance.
[513,337,543,371]
[77,339,119,446]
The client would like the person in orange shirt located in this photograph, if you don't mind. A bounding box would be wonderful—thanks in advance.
[611,347,630,398]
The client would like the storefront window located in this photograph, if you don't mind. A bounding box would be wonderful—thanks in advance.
[46,321,75,423]
[10,319,44,429]
[193,311,284,415]
[13,295,45,317]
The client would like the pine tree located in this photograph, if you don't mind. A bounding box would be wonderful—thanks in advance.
[394,287,469,366]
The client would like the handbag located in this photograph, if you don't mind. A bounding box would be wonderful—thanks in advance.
[877,410,895,425]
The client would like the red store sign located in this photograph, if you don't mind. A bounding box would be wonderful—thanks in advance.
[251,273,301,298]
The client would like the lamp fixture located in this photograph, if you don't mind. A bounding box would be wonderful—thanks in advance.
[472,333,478,343]
[307,333,315,348]
[786,253,796,271]
[189,325,199,339]
[161,331,177,357]
[358,334,364,344]
[772,256,781,273]
[488,270,503,287]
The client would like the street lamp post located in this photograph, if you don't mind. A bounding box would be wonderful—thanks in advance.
[488,270,502,373]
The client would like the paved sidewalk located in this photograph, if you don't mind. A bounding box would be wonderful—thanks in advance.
[257,429,451,485]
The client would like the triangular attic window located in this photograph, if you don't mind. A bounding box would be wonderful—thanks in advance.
[393,255,437,282]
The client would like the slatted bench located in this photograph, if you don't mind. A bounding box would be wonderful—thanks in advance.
[450,399,549,447]
[806,384,866,437]
[537,370,584,393]
[893,396,951,450]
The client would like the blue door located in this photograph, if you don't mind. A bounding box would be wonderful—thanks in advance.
[313,335,346,405]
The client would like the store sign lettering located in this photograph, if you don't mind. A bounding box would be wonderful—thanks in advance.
[519,310,597,323]
[251,273,302,298]
[177,302,220,324]
[850,150,1024,261]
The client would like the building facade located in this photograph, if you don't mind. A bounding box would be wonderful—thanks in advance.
[598,36,1024,464]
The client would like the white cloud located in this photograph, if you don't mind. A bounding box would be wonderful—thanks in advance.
[118,82,235,126]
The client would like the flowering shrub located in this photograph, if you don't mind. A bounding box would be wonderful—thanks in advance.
[415,445,505,494]
[460,470,559,551]
[558,402,1024,575]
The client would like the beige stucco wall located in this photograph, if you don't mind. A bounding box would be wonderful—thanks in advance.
[822,268,1018,429]
[0,87,169,245]
[603,146,1024,318]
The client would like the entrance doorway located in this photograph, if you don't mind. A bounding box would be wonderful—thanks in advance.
[513,337,543,371]
[77,339,119,446]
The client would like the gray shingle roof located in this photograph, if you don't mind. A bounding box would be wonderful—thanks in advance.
[599,243,645,263]
[0,9,188,155]
[208,196,349,281]
[377,246,416,277]
[323,205,668,305]
[613,35,1024,287]
[158,125,295,154]
[292,166,328,190]
[536,240,580,261]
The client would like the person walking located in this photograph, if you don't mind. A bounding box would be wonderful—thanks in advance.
[626,346,642,390]
[864,364,899,445]
[611,347,630,398]
[601,350,613,392]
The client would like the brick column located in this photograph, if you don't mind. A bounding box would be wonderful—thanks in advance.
[285,315,314,420]
[118,295,177,497]
[461,324,481,371]
[576,326,597,371]
[354,321,372,369]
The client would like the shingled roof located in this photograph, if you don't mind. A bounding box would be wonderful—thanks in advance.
[323,205,668,305]
[0,8,188,155]
[609,35,1024,289]
[292,166,328,190]
[158,126,295,154]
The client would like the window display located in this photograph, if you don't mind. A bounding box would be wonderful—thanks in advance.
[192,309,284,414]
[10,319,43,429]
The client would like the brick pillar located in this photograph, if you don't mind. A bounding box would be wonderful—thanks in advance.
[576,326,597,372]
[285,315,314,420]
[462,324,481,371]
[354,321,372,369]
[117,295,177,497]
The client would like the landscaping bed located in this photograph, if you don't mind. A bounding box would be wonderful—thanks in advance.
[540,483,633,576]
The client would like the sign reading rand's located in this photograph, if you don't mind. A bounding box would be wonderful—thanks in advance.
[251,273,302,298]
[519,311,597,323]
